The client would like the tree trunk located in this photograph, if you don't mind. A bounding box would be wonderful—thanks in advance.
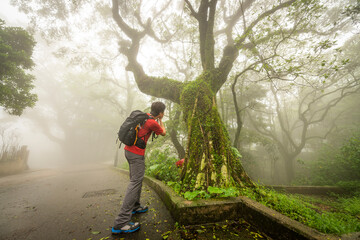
[180,75,253,191]
[283,154,296,184]
[114,147,119,167]
[168,109,186,159]
[170,129,185,159]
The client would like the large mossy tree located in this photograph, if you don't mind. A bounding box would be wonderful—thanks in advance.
[111,0,286,190]
[111,0,325,191]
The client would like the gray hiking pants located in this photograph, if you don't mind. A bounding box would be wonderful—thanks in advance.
[114,150,145,227]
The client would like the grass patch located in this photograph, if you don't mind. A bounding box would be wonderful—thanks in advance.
[240,187,360,235]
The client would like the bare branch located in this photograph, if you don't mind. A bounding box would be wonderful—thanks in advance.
[309,85,360,124]
[231,62,260,147]
[270,84,298,149]
[133,0,175,43]
[216,1,296,93]
[305,108,348,142]
[235,0,296,48]
[184,0,199,19]
[215,0,255,39]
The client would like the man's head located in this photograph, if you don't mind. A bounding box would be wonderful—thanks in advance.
[150,102,166,119]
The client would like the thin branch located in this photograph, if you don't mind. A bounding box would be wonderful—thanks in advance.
[235,0,296,48]
[215,0,255,38]
[184,0,199,19]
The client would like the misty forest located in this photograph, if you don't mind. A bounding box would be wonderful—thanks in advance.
[1,0,360,238]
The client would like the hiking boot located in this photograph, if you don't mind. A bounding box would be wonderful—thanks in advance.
[112,222,140,234]
[132,205,148,214]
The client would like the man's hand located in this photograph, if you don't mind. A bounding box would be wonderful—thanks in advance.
[159,116,166,136]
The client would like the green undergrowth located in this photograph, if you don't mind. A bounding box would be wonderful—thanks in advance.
[239,186,360,235]
[167,181,240,200]
[297,193,360,217]
[140,147,359,235]
[145,148,180,182]
[165,180,360,235]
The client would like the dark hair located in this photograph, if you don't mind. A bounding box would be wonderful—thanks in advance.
[150,102,166,117]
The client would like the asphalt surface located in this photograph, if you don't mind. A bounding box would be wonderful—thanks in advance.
[0,163,174,240]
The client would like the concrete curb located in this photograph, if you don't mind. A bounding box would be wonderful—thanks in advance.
[114,168,357,240]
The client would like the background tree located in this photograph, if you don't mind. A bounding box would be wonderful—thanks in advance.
[0,19,37,115]
[245,34,360,183]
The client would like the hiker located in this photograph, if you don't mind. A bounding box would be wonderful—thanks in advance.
[112,102,166,234]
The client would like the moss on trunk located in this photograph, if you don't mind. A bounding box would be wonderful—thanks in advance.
[180,72,253,193]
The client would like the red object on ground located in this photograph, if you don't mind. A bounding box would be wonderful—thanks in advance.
[176,159,184,168]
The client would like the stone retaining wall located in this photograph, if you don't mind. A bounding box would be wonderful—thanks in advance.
[115,168,359,240]
[142,175,339,240]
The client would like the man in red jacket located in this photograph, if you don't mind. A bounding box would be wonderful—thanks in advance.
[112,102,166,234]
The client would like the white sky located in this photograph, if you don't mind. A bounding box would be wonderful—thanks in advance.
[0,0,29,27]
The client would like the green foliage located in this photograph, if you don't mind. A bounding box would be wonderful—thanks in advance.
[0,19,37,115]
[338,196,360,216]
[344,0,360,23]
[145,147,180,182]
[167,181,181,194]
[231,147,242,159]
[304,129,360,186]
[207,186,240,198]
[240,186,360,235]
[184,190,210,201]
[336,181,360,193]
[207,186,224,194]
[169,185,240,201]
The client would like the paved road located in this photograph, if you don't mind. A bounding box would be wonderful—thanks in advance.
[0,163,174,240]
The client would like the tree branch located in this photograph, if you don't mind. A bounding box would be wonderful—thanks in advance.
[112,0,141,39]
[112,0,184,103]
[215,0,296,93]
[215,0,255,40]
[184,0,199,19]
[133,0,175,43]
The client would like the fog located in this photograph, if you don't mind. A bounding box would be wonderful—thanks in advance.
[0,0,359,186]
